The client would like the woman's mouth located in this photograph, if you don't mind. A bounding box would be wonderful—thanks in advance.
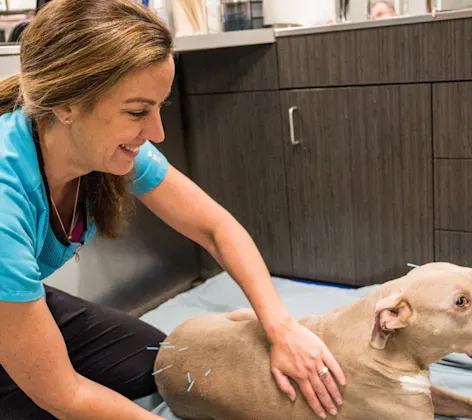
[119,144,140,158]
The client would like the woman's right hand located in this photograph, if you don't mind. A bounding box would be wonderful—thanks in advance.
[268,318,346,419]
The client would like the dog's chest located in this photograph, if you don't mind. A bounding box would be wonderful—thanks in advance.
[399,372,431,396]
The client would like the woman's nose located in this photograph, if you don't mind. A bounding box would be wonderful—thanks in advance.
[143,109,165,143]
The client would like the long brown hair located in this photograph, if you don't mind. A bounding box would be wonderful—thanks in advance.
[0,0,173,238]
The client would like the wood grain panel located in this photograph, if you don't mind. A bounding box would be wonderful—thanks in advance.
[178,44,279,95]
[435,230,472,267]
[184,91,292,278]
[278,18,472,88]
[433,82,472,158]
[434,159,472,231]
[281,84,433,286]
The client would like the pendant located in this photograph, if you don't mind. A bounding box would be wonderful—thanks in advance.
[74,243,83,263]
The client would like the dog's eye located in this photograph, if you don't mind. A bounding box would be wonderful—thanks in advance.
[456,296,468,307]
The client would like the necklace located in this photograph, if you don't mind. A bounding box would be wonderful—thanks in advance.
[51,177,82,262]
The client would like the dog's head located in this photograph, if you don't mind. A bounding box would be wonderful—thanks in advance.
[370,262,472,360]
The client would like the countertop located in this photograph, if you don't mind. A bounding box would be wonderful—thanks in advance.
[275,7,472,37]
[0,28,275,56]
[1,8,472,56]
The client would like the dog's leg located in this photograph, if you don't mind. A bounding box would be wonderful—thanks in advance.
[431,385,472,417]
[225,308,257,322]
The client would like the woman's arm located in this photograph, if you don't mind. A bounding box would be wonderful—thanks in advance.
[0,298,164,420]
[139,165,346,419]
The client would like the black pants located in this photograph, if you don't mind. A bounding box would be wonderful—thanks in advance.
[0,285,166,419]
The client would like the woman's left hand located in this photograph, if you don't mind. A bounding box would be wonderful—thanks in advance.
[269,319,346,419]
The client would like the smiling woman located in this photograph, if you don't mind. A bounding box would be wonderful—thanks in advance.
[0,0,174,239]
[0,1,346,419]
[0,0,178,419]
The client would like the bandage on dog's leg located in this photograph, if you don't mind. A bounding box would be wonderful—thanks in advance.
[431,385,472,417]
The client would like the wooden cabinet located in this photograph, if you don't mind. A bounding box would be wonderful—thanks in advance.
[435,160,472,231]
[179,18,472,288]
[433,81,472,265]
[433,82,472,158]
[435,231,472,267]
[277,18,472,89]
[184,91,293,278]
[280,85,433,286]
[178,44,279,95]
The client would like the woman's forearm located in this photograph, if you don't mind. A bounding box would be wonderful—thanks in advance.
[55,374,164,420]
[208,215,297,342]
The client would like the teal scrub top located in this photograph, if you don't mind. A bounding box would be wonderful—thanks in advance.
[0,108,169,302]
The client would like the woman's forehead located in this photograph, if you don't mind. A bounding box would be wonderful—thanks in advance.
[103,58,175,104]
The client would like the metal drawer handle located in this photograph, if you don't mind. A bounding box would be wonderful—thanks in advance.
[289,106,301,146]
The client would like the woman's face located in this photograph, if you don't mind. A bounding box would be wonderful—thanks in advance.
[68,55,175,176]
[371,2,397,20]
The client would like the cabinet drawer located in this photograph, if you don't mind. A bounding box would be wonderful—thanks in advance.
[435,230,472,267]
[435,159,472,231]
[178,44,279,94]
[433,82,472,158]
[277,18,472,88]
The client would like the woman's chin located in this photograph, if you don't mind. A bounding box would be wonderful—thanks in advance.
[106,161,135,177]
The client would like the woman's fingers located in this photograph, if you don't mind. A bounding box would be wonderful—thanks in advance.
[318,367,343,407]
[298,378,326,418]
[323,348,347,388]
[272,366,296,401]
[309,368,338,416]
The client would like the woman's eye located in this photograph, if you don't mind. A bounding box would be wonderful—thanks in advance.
[456,296,468,307]
[128,110,149,118]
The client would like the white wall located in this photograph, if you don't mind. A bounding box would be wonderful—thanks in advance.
[0,54,20,78]
[408,0,428,14]
[348,0,368,21]
[5,0,35,9]
[440,0,472,9]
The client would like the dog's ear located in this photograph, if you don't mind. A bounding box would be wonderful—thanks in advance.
[370,293,413,350]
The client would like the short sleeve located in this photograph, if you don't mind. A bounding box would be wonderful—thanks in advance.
[0,183,44,302]
[131,141,169,196]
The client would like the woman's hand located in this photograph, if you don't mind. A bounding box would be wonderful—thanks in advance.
[269,319,346,419]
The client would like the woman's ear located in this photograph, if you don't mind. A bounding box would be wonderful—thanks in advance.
[52,106,74,125]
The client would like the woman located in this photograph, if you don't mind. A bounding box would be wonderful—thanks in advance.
[370,1,397,20]
[0,0,345,419]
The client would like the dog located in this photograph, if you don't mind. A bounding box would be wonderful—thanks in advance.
[154,262,472,419]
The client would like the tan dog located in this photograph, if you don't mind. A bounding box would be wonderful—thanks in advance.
[154,262,472,419]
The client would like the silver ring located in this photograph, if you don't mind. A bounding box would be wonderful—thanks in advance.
[318,366,329,377]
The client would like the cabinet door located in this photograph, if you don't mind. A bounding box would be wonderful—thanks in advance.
[433,82,472,158]
[280,85,433,286]
[185,92,293,278]
[435,231,472,267]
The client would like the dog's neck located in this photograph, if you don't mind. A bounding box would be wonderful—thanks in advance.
[304,292,451,375]
[380,328,454,368]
